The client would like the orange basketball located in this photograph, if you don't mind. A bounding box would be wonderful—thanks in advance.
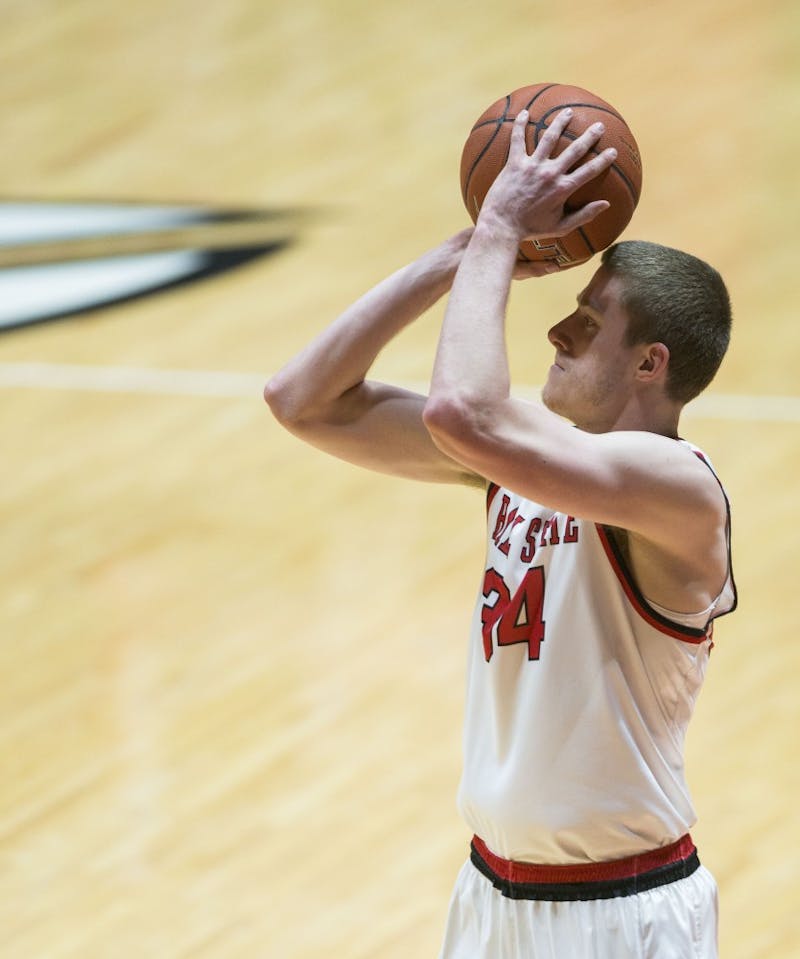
[460,83,643,266]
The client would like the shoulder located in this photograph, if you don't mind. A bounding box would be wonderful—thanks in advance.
[597,431,724,501]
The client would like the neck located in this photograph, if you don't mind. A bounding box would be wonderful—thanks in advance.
[615,406,681,438]
[577,396,682,437]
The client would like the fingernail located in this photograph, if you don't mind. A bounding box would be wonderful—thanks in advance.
[594,122,605,132]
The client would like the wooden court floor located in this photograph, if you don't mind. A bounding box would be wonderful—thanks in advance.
[1,1,798,956]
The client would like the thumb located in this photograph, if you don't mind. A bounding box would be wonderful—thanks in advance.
[558,199,610,235]
[512,258,561,280]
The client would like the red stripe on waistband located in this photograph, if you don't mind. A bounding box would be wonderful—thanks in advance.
[471,834,696,885]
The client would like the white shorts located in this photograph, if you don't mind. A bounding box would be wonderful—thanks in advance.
[438,851,718,959]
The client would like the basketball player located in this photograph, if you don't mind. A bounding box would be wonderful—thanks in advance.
[264,109,736,958]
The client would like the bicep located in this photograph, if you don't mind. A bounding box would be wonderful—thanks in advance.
[278,381,485,487]
[425,396,721,538]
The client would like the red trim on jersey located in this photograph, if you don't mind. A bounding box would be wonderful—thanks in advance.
[595,525,709,643]
[691,448,713,469]
[472,833,696,885]
[486,482,500,514]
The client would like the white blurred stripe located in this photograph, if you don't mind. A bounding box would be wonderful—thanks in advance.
[0,252,205,327]
[0,363,798,421]
[0,202,204,246]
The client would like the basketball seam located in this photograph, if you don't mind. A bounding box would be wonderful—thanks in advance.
[523,84,560,111]
[577,227,596,255]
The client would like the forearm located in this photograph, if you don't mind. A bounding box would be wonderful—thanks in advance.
[429,220,520,412]
[427,108,614,433]
[265,233,469,424]
[425,108,613,452]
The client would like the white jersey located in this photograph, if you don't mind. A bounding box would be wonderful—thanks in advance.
[457,442,736,865]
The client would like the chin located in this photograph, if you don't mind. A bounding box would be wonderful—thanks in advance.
[541,383,564,415]
[541,386,578,425]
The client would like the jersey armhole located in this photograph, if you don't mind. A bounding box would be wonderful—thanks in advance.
[595,524,710,644]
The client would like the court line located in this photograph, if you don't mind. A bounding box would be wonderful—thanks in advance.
[0,361,265,397]
[0,361,798,422]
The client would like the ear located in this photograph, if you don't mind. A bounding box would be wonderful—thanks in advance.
[635,342,670,384]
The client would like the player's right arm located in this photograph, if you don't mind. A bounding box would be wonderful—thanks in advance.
[264,230,485,486]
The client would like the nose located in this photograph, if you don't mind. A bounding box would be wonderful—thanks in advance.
[547,315,573,353]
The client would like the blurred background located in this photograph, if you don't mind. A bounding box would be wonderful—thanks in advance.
[1,1,798,956]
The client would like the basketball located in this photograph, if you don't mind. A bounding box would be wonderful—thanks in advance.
[460,83,643,266]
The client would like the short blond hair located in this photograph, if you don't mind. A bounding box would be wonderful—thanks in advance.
[602,241,732,403]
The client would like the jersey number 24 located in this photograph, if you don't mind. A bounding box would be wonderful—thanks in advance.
[480,566,546,662]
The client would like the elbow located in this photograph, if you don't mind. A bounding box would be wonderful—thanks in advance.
[263,373,302,427]
[424,390,505,467]
[422,394,460,437]
[423,393,481,453]
[262,374,285,419]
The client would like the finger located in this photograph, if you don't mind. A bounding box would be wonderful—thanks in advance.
[556,121,608,171]
[510,109,531,157]
[533,108,574,160]
[568,146,618,191]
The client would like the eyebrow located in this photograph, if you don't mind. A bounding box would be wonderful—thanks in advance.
[576,292,604,315]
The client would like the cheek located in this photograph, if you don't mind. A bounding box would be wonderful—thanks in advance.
[594,349,638,394]
[572,352,626,405]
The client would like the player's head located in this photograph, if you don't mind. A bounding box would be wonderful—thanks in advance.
[600,241,732,404]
